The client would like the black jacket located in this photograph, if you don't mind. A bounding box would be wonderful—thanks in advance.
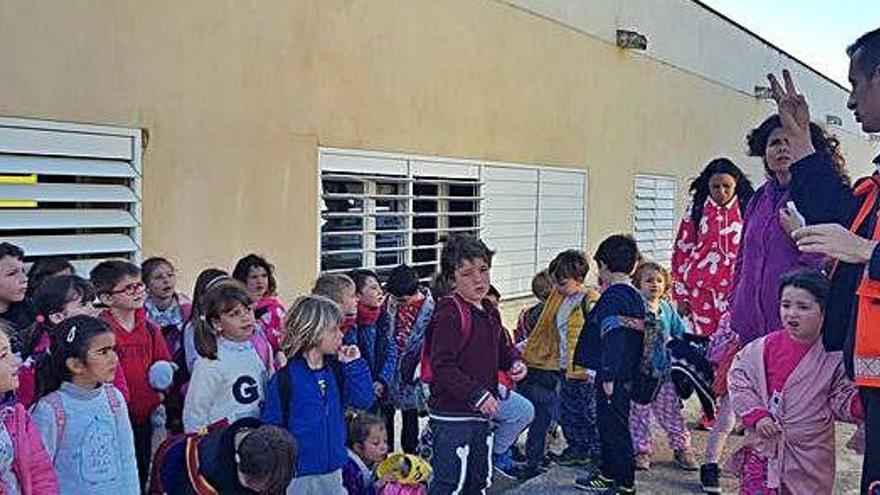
[789,152,880,378]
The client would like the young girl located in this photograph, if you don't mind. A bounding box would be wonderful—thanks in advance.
[25,257,74,300]
[143,257,192,369]
[142,257,192,433]
[182,280,273,433]
[0,321,58,494]
[728,269,862,494]
[672,158,754,338]
[233,254,287,353]
[347,270,397,410]
[381,264,435,454]
[182,268,228,373]
[31,315,139,494]
[628,262,697,471]
[343,411,391,495]
[17,275,129,408]
[261,294,373,494]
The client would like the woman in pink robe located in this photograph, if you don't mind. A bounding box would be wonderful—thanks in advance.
[672,158,753,337]
[728,269,862,494]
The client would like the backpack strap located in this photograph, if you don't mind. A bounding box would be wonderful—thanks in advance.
[45,393,65,454]
[185,436,219,495]
[279,363,293,427]
[250,332,273,373]
[449,294,472,343]
[104,385,122,413]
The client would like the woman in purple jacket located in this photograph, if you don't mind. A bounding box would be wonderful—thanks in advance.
[729,115,847,345]
[699,114,849,494]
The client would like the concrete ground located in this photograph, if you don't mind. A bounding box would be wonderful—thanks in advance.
[486,397,864,494]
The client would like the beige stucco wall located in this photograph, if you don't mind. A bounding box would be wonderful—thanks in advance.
[0,0,876,300]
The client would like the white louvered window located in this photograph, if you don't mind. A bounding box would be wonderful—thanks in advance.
[634,174,677,266]
[0,118,142,274]
[482,166,587,298]
[320,149,481,282]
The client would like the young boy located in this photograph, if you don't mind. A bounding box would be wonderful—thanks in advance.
[312,273,358,335]
[514,270,554,346]
[91,259,174,488]
[0,242,30,352]
[382,264,435,454]
[426,234,526,494]
[345,269,398,414]
[573,235,645,494]
[518,250,601,479]
[155,417,298,494]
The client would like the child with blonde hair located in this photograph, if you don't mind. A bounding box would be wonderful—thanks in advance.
[262,294,373,494]
[629,261,697,471]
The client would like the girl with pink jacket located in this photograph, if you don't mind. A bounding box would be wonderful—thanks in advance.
[728,269,862,494]
[0,320,58,494]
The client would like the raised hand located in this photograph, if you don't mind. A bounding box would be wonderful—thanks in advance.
[337,344,361,363]
[767,69,815,163]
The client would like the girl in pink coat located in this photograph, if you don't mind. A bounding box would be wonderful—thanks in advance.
[233,254,287,354]
[0,320,58,494]
[728,269,862,494]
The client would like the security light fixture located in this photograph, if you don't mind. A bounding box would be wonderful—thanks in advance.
[825,114,843,126]
[616,29,648,50]
[753,85,774,100]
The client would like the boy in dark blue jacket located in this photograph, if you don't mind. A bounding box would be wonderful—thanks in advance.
[261,295,374,494]
[573,235,645,495]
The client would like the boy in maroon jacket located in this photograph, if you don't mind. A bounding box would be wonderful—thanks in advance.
[425,234,526,494]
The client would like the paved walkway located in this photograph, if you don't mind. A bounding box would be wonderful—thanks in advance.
[487,397,863,494]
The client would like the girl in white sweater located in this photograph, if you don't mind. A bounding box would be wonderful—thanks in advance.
[183,280,273,433]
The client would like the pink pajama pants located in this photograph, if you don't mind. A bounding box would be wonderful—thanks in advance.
[629,380,692,455]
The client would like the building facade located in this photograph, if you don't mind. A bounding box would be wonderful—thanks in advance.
[0,0,875,300]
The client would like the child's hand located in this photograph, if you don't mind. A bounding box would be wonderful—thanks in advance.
[275,351,288,369]
[338,344,361,363]
[676,300,691,318]
[478,395,499,417]
[602,381,614,396]
[378,472,395,487]
[509,360,527,382]
[756,417,781,438]
[373,381,385,398]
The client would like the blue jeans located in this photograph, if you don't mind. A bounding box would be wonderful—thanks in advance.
[492,389,534,454]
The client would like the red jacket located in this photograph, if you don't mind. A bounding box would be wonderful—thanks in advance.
[2,403,58,494]
[101,308,172,423]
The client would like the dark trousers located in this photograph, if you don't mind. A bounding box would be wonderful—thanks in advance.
[518,375,560,469]
[131,419,153,490]
[559,377,600,458]
[596,382,635,488]
[861,387,880,494]
[383,405,420,454]
[427,416,492,495]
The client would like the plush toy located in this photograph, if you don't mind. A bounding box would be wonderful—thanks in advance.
[376,453,431,495]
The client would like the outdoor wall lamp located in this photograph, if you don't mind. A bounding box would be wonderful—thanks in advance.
[616,29,648,50]
[753,85,774,100]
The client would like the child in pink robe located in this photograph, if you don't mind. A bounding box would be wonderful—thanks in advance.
[728,269,862,495]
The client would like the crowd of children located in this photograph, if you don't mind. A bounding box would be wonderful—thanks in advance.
[0,151,873,494]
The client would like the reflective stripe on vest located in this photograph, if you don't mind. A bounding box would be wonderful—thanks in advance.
[851,174,880,388]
